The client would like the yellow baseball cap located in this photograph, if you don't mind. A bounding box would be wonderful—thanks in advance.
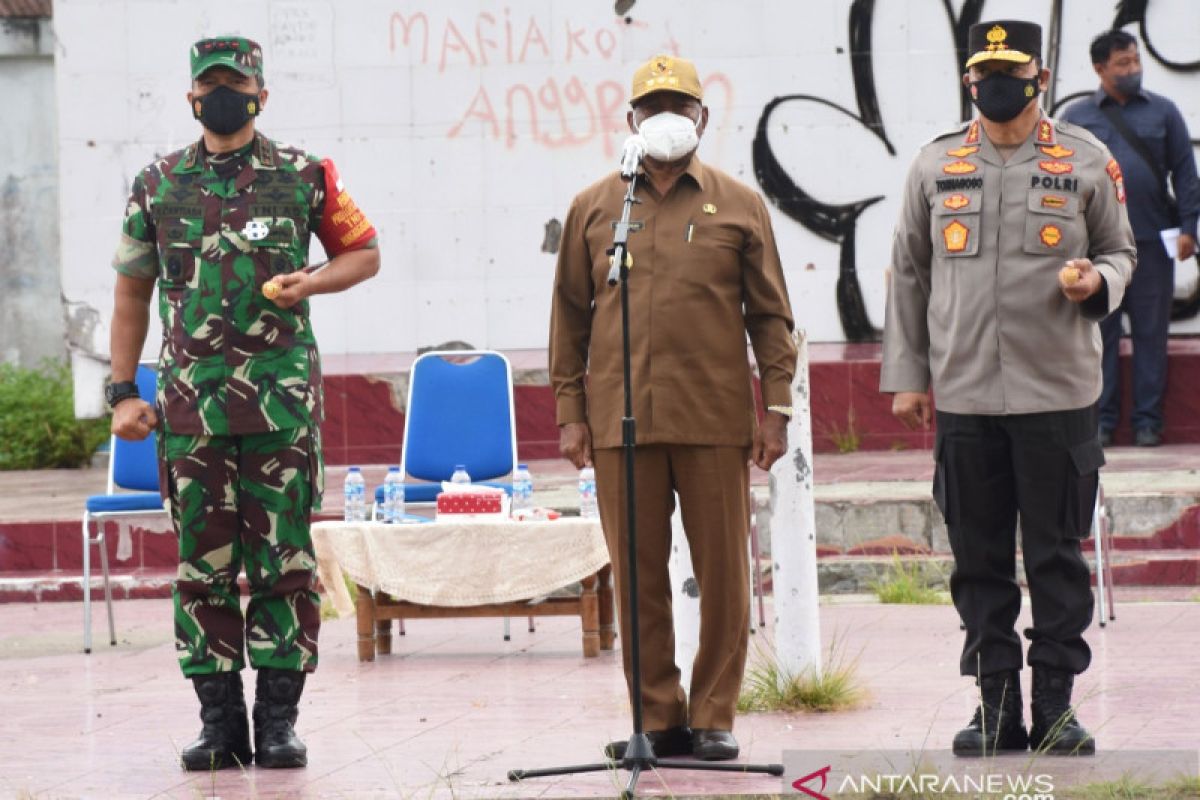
[630,54,703,105]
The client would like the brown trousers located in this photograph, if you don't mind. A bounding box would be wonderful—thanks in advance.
[593,444,751,731]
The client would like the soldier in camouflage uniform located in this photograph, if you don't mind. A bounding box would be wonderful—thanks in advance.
[106,37,380,771]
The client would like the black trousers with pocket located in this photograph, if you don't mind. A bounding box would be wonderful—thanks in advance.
[934,405,1101,678]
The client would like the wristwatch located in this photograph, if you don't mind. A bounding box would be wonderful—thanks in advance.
[105,380,140,409]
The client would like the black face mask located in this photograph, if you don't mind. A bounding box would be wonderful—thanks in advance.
[970,72,1041,123]
[192,85,261,135]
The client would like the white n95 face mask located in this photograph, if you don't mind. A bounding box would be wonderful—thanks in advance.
[635,111,700,162]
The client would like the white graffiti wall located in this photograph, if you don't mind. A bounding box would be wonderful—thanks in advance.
[55,0,1200,367]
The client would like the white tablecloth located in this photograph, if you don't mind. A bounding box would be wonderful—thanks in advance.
[311,517,609,608]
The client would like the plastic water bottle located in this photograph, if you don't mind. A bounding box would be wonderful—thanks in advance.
[382,466,405,523]
[512,463,533,511]
[450,464,472,485]
[343,466,366,522]
[578,466,599,519]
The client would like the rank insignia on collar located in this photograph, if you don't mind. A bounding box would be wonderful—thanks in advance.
[943,160,977,175]
[1037,120,1055,144]
[1040,144,1074,159]
[702,203,717,215]
[242,220,270,241]
[1041,195,1068,209]
[943,220,969,252]
[943,194,971,210]
[1039,161,1073,175]
[965,120,980,145]
[946,146,979,158]
[1040,224,1062,247]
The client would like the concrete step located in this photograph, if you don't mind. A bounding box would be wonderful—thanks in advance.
[6,543,1198,604]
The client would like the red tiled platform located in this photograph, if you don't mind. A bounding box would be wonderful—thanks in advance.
[0,598,1196,798]
[319,338,1200,463]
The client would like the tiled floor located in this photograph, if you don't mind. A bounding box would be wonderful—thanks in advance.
[1,596,1197,798]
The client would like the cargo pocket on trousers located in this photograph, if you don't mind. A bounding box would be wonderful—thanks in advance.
[307,427,325,513]
[932,435,955,525]
[155,434,179,533]
[1061,438,1105,538]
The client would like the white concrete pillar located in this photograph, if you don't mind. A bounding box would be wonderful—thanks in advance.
[770,329,823,679]
[668,503,700,690]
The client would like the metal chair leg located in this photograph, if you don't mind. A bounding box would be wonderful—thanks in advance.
[750,517,767,628]
[82,515,92,653]
[527,616,535,633]
[747,536,757,634]
[503,617,511,641]
[97,522,116,646]
[1093,487,1111,628]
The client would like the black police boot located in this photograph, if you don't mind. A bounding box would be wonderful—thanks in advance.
[180,672,253,771]
[1029,667,1095,755]
[253,668,308,768]
[952,670,1029,756]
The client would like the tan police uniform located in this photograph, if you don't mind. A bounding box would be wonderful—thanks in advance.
[549,153,796,731]
[881,114,1136,678]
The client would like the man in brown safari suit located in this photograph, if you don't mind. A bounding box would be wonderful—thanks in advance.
[549,53,797,761]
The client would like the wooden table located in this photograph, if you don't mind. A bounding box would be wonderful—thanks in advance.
[356,563,615,661]
[311,517,615,661]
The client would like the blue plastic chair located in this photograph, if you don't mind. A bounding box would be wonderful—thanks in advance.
[372,350,518,512]
[82,364,166,653]
[370,350,529,639]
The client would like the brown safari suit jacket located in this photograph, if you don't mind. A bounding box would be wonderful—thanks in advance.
[549,158,797,447]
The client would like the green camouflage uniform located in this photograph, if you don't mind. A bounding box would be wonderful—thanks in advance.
[112,39,377,676]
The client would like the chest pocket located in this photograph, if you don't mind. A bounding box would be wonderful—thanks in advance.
[245,217,299,277]
[683,222,743,284]
[158,219,203,289]
[1023,191,1082,256]
[931,190,982,258]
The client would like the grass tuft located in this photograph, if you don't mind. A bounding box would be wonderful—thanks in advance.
[737,633,866,713]
[870,553,951,605]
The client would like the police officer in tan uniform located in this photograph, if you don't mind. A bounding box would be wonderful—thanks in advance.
[881,21,1135,757]
[550,54,796,761]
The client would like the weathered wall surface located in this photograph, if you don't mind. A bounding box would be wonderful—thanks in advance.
[1,17,63,367]
[53,0,1200,408]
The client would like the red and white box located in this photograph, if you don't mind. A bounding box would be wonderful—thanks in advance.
[435,485,508,520]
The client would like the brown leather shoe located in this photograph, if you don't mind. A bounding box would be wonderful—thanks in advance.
[604,726,692,760]
[692,729,739,761]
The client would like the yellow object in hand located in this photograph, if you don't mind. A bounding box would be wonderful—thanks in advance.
[262,279,282,299]
[1059,265,1081,286]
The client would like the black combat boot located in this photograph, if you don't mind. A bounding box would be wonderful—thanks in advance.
[253,668,308,768]
[180,672,253,771]
[1029,667,1095,755]
[952,670,1029,756]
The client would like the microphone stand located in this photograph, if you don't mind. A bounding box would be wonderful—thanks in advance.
[508,169,784,798]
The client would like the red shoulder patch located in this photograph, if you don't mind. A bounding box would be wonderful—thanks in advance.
[316,158,377,256]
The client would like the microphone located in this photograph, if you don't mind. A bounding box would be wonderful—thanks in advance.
[619,134,646,179]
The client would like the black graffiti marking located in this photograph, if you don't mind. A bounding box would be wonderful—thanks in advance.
[848,0,893,150]
[1114,0,1200,72]
[939,0,988,121]
[753,95,885,343]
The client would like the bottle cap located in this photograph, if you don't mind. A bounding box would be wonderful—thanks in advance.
[455,464,466,470]
[388,466,400,472]
[348,466,361,472]
[518,463,528,470]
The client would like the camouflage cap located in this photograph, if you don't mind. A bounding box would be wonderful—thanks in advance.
[190,36,264,81]
[630,54,703,105]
